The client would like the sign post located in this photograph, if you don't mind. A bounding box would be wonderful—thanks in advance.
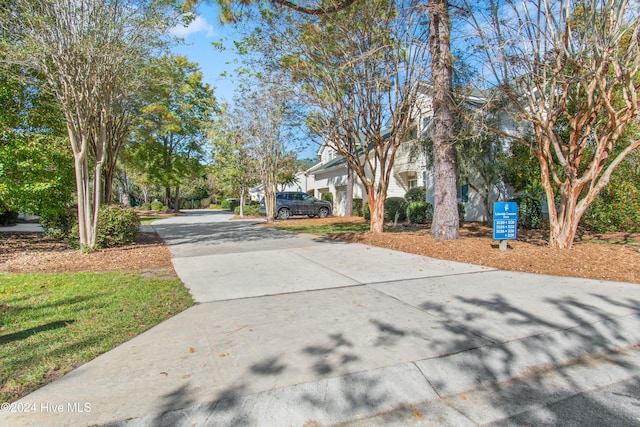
[493,202,518,250]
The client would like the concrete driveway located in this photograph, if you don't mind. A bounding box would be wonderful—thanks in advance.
[2,210,639,427]
[152,211,490,302]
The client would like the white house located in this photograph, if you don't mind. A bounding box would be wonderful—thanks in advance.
[304,92,515,221]
[248,170,309,203]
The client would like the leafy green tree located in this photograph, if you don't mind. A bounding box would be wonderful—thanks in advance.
[233,76,297,222]
[179,175,210,208]
[276,153,300,191]
[209,103,260,216]
[502,140,545,202]
[129,55,217,212]
[582,147,640,233]
[0,69,75,219]
[0,0,181,249]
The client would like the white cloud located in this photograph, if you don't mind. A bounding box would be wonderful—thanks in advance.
[169,15,215,38]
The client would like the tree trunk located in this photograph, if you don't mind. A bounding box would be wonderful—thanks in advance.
[345,138,354,217]
[70,124,99,249]
[103,166,114,205]
[364,180,388,234]
[264,187,276,222]
[165,186,172,209]
[239,184,246,217]
[546,182,584,249]
[429,0,459,240]
[345,163,354,217]
[74,154,92,247]
[366,190,384,234]
[483,191,492,224]
[173,185,180,213]
[119,169,131,206]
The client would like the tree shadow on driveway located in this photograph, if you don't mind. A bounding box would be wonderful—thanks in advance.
[106,280,640,426]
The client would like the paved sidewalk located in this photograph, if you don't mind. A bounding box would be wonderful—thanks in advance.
[0,223,44,232]
[1,210,639,426]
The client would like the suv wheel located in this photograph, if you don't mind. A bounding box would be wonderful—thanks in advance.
[318,207,330,218]
[277,207,291,220]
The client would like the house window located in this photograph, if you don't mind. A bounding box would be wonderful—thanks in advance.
[408,179,418,189]
[457,184,469,203]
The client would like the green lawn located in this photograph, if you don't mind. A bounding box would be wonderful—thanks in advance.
[0,271,193,403]
[269,220,406,235]
[270,221,370,234]
[138,215,170,225]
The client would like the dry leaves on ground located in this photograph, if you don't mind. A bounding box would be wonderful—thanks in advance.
[0,232,175,276]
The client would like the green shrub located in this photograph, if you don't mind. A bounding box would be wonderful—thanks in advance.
[201,198,211,208]
[96,205,140,248]
[363,202,370,220]
[458,202,466,225]
[352,198,363,217]
[222,198,241,211]
[68,205,140,249]
[40,207,77,238]
[582,179,640,233]
[385,197,408,222]
[321,192,333,205]
[248,204,261,216]
[406,201,433,224]
[514,196,543,229]
[141,202,152,210]
[234,204,261,216]
[150,201,164,211]
[404,186,426,203]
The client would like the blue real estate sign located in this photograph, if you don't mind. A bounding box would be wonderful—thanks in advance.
[493,202,518,240]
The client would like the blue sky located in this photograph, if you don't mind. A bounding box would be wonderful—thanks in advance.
[168,4,320,159]
[169,3,241,104]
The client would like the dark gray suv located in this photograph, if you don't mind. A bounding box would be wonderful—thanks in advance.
[259,192,332,220]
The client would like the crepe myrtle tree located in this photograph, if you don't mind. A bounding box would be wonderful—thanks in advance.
[209,103,260,216]
[465,0,640,248]
[243,0,431,233]
[233,78,298,223]
[0,0,181,249]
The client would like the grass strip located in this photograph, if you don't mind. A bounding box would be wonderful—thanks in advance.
[137,215,170,225]
[269,220,404,235]
[0,271,193,403]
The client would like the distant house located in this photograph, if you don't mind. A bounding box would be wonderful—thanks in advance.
[248,171,309,203]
